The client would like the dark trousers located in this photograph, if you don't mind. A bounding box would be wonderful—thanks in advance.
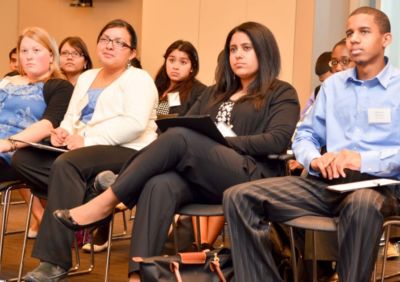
[12,145,136,270]
[223,175,400,282]
[109,127,279,273]
[0,157,20,182]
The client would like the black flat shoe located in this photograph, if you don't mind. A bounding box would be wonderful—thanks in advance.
[24,262,67,282]
[53,209,112,231]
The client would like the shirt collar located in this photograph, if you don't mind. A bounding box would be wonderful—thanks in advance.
[346,57,392,89]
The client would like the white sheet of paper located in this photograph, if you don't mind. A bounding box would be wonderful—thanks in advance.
[368,108,391,123]
[327,178,400,193]
[216,122,237,137]
[167,92,181,107]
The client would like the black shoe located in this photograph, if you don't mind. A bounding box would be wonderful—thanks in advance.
[53,209,112,231]
[24,262,67,282]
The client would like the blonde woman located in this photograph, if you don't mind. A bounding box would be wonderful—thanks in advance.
[0,27,73,238]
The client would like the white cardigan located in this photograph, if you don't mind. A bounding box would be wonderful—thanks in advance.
[60,67,158,151]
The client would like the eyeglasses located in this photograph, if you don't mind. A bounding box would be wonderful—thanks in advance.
[98,36,132,50]
[60,50,83,58]
[329,58,351,68]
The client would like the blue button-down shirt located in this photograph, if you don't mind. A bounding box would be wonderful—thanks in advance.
[293,60,400,179]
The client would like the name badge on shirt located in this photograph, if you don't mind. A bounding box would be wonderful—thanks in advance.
[167,92,181,107]
[368,108,391,124]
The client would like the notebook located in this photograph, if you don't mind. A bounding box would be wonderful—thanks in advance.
[10,139,68,153]
[327,178,400,193]
[155,115,228,146]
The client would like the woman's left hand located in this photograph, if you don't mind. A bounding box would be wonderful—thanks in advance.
[64,134,84,150]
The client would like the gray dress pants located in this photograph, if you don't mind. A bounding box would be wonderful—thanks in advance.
[224,175,400,282]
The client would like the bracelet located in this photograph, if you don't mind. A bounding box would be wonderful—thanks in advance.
[7,138,17,152]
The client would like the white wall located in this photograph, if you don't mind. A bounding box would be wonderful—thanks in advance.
[380,0,400,68]
[311,0,349,90]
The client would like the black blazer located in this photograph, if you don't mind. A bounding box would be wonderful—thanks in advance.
[187,80,300,178]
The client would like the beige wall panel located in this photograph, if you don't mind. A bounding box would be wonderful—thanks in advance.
[18,0,142,68]
[141,0,200,78]
[197,0,246,84]
[246,0,297,84]
[0,1,19,76]
[142,0,299,86]
[292,0,315,108]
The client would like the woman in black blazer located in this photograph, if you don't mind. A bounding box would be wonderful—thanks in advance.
[54,21,300,281]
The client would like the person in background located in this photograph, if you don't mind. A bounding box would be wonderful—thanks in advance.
[53,21,300,282]
[224,7,398,282]
[12,19,158,282]
[329,38,355,73]
[59,36,93,86]
[155,40,206,118]
[0,27,73,239]
[4,47,19,77]
[300,51,332,119]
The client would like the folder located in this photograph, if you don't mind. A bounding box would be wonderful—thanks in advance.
[327,178,400,193]
[155,115,228,146]
[10,138,68,153]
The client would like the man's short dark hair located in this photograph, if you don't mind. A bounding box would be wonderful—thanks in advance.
[350,6,390,33]
[315,51,332,76]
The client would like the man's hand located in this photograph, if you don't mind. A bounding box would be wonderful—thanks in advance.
[310,150,361,179]
[310,152,337,179]
[329,150,361,178]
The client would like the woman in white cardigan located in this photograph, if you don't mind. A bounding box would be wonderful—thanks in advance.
[12,19,158,281]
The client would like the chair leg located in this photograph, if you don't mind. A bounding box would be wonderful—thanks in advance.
[380,226,390,282]
[104,210,115,282]
[173,215,179,253]
[311,231,317,282]
[0,186,26,271]
[288,226,298,282]
[195,216,201,251]
[17,193,34,282]
[67,231,95,277]
[0,187,12,269]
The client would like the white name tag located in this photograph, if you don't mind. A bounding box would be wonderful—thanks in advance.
[167,92,181,107]
[368,108,391,124]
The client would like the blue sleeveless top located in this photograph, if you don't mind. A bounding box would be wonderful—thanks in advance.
[80,88,104,124]
[0,81,46,164]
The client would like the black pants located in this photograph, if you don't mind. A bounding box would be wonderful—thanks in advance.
[12,145,136,270]
[223,175,400,282]
[0,157,20,182]
[108,127,279,274]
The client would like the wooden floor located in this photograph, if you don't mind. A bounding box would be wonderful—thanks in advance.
[0,200,133,281]
[1,200,400,281]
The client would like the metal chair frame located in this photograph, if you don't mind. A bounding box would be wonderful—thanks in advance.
[373,216,400,282]
[0,180,95,281]
[285,215,400,282]
[174,204,224,253]
[284,215,337,282]
[103,204,132,282]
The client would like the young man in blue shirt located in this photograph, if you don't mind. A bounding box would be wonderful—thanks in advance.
[224,6,399,282]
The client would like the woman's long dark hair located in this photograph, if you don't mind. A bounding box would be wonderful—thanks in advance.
[154,40,200,103]
[215,21,281,109]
